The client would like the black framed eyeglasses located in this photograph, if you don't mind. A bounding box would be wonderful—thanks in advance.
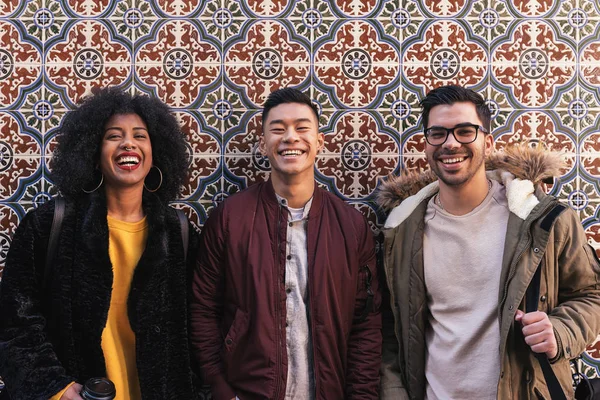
[424,124,488,146]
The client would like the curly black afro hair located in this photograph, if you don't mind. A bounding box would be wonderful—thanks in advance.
[51,87,189,204]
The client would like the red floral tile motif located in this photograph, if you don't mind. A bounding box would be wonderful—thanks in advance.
[585,223,600,262]
[403,131,426,157]
[0,203,21,273]
[225,20,310,108]
[224,112,270,188]
[581,130,600,153]
[581,41,600,87]
[403,20,487,92]
[45,20,131,106]
[494,111,576,173]
[586,338,600,360]
[0,112,40,158]
[0,0,19,17]
[581,131,600,177]
[510,0,555,17]
[314,20,399,108]
[155,0,202,16]
[66,0,111,17]
[419,0,470,16]
[333,0,378,17]
[0,161,41,201]
[318,112,398,199]
[0,21,42,108]
[174,112,220,199]
[403,156,430,174]
[0,113,41,201]
[245,0,290,17]
[136,20,220,108]
[492,20,576,108]
[225,155,270,189]
[224,112,262,156]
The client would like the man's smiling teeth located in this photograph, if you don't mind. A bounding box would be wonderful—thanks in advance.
[280,150,303,156]
[441,157,465,164]
[117,156,140,165]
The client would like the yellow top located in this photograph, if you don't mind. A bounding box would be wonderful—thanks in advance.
[102,215,147,399]
[52,215,148,400]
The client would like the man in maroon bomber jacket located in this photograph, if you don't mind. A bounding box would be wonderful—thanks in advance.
[190,88,382,400]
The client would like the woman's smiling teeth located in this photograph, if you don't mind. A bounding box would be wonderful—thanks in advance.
[116,155,140,166]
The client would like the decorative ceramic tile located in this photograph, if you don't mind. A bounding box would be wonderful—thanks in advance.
[584,215,600,255]
[147,0,205,18]
[199,1,247,42]
[401,155,429,175]
[0,112,41,157]
[135,19,221,108]
[412,0,485,18]
[402,19,488,96]
[45,19,132,107]
[491,19,577,109]
[224,155,270,190]
[16,0,69,43]
[314,20,399,109]
[0,156,42,202]
[234,0,297,18]
[316,111,399,199]
[62,0,117,18]
[0,21,43,110]
[107,0,159,43]
[0,0,21,18]
[500,0,574,18]
[223,110,261,156]
[224,19,311,108]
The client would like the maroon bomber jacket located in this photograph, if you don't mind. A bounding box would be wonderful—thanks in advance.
[190,179,382,400]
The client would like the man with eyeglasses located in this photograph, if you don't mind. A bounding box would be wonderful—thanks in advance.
[377,85,600,399]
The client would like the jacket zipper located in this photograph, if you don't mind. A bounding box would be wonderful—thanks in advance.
[498,200,556,322]
[274,203,283,400]
[307,218,320,398]
[498,201,556,338]
[383,235,404,382]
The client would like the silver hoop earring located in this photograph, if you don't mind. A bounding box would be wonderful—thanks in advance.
[82,171,104,193]
[144,166,163,193]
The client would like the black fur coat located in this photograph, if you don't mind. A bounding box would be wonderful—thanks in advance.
[0,192,201,400]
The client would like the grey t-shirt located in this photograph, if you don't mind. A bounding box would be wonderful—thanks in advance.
[423,180,509,400]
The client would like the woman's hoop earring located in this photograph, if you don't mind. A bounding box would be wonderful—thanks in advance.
[82,171,104,193]
[144,166,163,193]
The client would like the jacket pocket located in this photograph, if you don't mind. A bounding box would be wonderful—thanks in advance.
[223,307,250,355]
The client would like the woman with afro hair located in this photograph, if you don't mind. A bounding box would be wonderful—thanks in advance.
[0,88,202,400]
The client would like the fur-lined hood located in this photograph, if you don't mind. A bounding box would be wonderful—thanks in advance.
[377,145,565,229]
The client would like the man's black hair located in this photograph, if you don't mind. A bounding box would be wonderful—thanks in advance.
[51,87,189,203]
[261,87,319,124]
[419,85,492,133]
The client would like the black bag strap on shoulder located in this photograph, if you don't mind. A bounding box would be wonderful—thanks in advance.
[525,203,567,400]
[175,208,189,263]
[45,196,65,285]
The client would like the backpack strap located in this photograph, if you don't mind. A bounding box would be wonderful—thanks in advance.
[525,203,567,400]
[175,209,189,263]
[45,196,65,286]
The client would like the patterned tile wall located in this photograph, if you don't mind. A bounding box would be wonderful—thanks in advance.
[1,0,600,375]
